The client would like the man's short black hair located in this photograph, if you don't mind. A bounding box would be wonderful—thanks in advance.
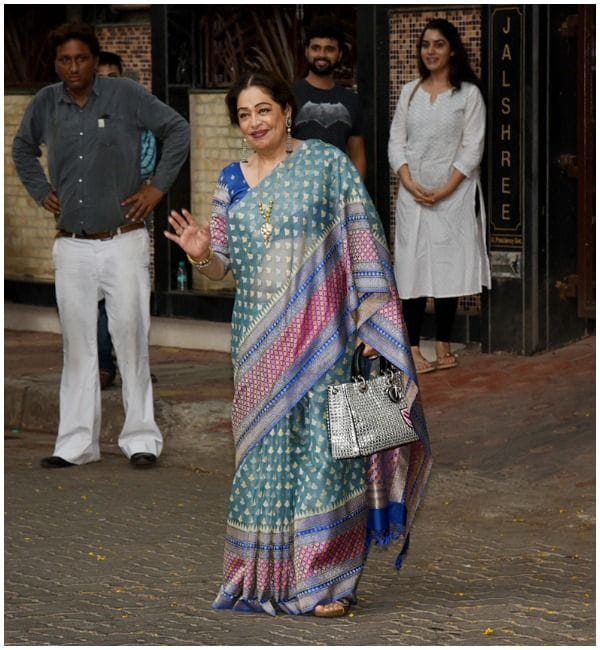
[48,22,100,58]
[98,51,124,74]
[304,20,346,51]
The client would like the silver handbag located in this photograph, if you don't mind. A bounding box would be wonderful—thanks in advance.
[327,344,419,459]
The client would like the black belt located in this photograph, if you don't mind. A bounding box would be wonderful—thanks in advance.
[56,221,145,240]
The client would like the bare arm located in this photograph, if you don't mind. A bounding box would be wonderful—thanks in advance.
[347,135,367,178]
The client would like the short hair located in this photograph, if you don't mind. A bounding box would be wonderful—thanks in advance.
[48,22,100,58]
[98,51,123,75]
[304,20,346,52]
[225,70,296,126]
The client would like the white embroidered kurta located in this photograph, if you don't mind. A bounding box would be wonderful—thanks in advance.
[388,79,491,299]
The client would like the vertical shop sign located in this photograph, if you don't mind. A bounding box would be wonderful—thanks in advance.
[489,6,523,278]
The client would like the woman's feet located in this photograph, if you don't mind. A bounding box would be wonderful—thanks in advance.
[411,346,436,374]
[314,600,350,617]
[412,343,459,373]
[435,341,458,370]
[436,352,458,369]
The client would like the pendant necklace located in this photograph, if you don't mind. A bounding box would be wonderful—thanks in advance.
[258,197,274,248]
[256,156,279,248]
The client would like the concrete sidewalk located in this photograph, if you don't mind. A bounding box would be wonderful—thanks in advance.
[4,328,596,645]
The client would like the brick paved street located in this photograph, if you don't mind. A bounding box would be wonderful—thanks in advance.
[4,331,595,645]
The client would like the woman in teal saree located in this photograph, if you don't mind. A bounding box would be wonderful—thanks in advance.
[165,72,432,617]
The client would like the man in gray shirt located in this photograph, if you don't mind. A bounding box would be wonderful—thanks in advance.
[12,22,190,469]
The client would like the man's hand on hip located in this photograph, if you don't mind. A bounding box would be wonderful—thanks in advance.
[122,184,165,222]
[42,191,61,215]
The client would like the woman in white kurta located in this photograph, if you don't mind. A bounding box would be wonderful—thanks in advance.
[389,18,490,373]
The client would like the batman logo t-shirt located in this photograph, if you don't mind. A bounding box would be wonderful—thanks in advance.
[292,79,364,154]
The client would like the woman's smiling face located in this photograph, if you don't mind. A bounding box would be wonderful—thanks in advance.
[420,29,453,74]
[237,86,289,153]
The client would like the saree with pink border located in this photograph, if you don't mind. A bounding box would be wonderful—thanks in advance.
[210,140,432,615]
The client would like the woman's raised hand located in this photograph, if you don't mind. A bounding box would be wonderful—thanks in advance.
[164,209,211,260]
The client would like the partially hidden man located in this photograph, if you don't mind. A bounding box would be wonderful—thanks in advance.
[292,20,367,177]
[12,22,190,469]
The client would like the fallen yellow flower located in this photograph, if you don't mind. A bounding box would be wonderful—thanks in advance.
[88,552,107,561]
[484,627,494,636]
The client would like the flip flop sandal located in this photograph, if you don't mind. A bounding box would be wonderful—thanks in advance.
[436,353,458,370]
[415,358,436,374]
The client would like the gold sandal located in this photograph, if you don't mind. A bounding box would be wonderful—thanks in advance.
[414,357,436,374]
[436,352,458,370]
[314,600,350,618]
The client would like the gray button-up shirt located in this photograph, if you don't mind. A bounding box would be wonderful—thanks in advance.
[12,75,190,234]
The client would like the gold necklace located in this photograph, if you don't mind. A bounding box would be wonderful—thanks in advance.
[256,154,283,248]
[258,198,274,247]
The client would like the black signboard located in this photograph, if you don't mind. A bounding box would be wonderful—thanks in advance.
[489,7,523,254]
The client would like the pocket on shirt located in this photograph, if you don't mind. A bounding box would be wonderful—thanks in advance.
[97,116,126,147]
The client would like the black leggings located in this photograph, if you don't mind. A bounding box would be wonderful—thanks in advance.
[402,297,459,347]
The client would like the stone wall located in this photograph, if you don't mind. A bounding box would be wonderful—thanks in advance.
[189,91,239,292]
[4,95,56,282]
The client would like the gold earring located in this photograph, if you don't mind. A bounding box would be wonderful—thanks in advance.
[285,115,292,154]
[241,137,249,163]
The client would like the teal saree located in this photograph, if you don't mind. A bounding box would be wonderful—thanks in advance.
[210,140,431,615]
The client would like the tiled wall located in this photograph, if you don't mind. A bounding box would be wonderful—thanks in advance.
[388,7,483,313]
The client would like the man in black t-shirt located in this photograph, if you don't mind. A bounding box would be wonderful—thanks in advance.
[292,21,367,177]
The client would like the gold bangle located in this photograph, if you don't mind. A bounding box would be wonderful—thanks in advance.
[187,247,214,269]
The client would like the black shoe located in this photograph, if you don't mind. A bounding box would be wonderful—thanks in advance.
[40,456,75,468]
[130,452,157,468]
[100,370,115,390]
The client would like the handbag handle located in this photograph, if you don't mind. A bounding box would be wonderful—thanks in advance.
[352,343,367,379]
[352,343,399,380]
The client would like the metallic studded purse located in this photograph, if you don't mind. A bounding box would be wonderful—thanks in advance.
[327,344,419,459]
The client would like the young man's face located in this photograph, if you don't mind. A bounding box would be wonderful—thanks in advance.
[97,63,121,78]
[305,37,342,76]
[55,39,98,93]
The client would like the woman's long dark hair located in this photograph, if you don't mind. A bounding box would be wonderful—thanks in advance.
[417,18,480,91]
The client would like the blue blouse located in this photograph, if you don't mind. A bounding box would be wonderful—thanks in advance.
[220,161,251,206]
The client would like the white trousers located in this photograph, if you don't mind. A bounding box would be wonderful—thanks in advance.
[52,228,163,464]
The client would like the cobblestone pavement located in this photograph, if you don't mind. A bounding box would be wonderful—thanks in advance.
[4,333,596,645]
